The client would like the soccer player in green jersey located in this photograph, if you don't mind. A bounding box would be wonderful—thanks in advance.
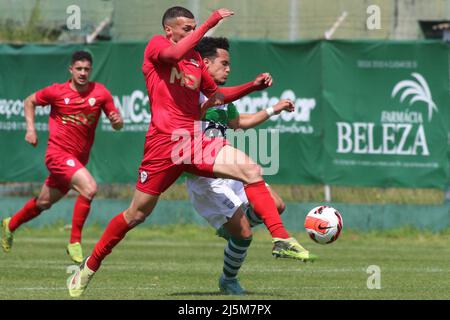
[186,37,306,295]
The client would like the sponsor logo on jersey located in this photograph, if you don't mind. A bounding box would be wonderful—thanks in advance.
[170,67,199,90]
[61,112,97,125]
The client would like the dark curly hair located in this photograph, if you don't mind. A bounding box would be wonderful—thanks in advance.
[195,37,230,59]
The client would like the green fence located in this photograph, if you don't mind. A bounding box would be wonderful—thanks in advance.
[0,40,449,188]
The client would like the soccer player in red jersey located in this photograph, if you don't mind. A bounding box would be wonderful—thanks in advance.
[68,7,316,297]
[1,51,123,263]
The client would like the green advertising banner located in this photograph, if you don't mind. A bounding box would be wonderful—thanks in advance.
[0,42,149,184]
[0,40,324,185]
[0,40,449,188]
[322,41,449,188]
[227,40,324,184]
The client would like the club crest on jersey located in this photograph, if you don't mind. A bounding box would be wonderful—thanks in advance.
[140,171,148,183]
[64,98,70,105]
[88,98,96,107]
[66,159,75,167]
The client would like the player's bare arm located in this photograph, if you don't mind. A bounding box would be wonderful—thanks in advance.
[273,99,295,114]
[159,8,233,64]
[228,99,295,130]
[108,111,124,131]
[23,93,39,147]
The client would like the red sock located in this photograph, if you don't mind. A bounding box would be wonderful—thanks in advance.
[70,195,92,244]
[244,181,289,239]
[9,198,42,232]
[87,212,132,271]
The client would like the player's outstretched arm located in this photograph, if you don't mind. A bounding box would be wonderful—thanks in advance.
[230,99,295,130]
[23,93,39,147]
[159,8,233,64]
[219,73,273,104]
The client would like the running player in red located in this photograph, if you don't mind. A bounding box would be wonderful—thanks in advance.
[68,7,316,297]
[1,51,123,263]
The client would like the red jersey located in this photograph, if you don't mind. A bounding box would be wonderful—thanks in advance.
[35,80,118,161]
[142,35,218,137]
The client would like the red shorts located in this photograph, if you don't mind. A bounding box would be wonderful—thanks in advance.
[136,133,229,196]
[44,151,86,194]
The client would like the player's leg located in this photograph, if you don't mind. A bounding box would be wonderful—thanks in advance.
[232,181,284,227]
[268,186,286,215]
[219,207,252,295]
[245,186,285,227]
[87,189,159,270]
[186,176,251,295]
[213,145,316,261]
[213,145,288,237]
[68,164,182,297]
[67,189,158,297]
[2,183,64,252]
[66,168,97,262]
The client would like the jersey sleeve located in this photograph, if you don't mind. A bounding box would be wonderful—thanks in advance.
[34,84,57,106]
[199,60,218,97]
[100,87,119,116]
[145,35,172,64]
[226,102,239,120]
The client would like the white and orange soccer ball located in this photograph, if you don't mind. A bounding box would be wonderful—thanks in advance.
[304,205,343,244]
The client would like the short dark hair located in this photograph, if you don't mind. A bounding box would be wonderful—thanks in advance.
[71,50,93,65]
[195,37,230,59]
[162,6,194,27]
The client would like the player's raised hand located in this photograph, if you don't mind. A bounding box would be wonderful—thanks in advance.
[25,129,38,147]
[108,112,124,130]
[273,99,295,114]
[253,73,273,90]
[215,8,234,19]
[205,8,233,30]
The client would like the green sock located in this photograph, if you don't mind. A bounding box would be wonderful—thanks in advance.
[223,236,252,279]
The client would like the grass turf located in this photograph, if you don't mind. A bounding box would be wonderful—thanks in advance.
[1,224,449,300]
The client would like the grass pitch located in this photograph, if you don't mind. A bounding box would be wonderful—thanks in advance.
[0,224,449,300]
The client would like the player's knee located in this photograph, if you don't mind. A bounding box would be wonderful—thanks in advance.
[241,229,253,239]
[36,198,52,210]
[234,223,253,239]
[126,210,147,227]
[130,215,146,227]
[241,163,263,184]
[82,183,97,200]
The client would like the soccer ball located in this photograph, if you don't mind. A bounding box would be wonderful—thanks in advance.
[304,205,343,244]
